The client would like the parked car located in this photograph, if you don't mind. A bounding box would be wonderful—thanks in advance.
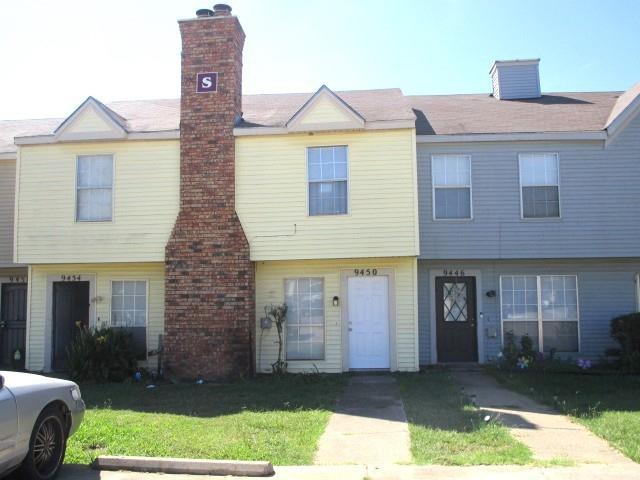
[0,371,85,480]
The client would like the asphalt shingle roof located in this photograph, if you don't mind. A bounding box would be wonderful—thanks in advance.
[1,86,637,155]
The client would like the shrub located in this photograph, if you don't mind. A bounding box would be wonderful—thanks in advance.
[611,313,640,373]
[67,326,138,382]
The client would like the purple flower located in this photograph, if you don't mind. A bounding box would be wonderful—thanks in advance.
[577,358,592,370]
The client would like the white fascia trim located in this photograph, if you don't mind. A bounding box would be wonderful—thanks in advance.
[14,130,180,145]
[234,119,415,136]
[605,96,640,146]
[489,58,540,74]
[0,152,16,160]
[416,131,607,143]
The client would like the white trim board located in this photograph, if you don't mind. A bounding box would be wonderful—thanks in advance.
[417,132,607,143]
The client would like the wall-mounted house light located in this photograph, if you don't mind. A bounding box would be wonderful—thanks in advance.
[486,290,496,298]
[333,296,340,307]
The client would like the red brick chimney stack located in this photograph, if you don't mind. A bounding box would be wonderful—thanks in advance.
[164,4,254,379]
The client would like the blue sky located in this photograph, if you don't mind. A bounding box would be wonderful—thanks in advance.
[2,0,639,119]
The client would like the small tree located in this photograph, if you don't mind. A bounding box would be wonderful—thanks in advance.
[265,303,288,375]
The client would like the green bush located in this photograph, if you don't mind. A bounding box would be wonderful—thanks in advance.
[611,313,640,373]
[67,326,138,382]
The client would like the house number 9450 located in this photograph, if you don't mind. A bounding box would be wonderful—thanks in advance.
[354,269,378,276]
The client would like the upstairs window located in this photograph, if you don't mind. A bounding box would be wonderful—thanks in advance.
[76,154,113,222]
[519,153,560,218]
[308,146,348,216]
[432,154,472,219]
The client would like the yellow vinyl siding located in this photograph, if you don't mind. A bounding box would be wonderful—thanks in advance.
[26,262,164,372]
[0,159,17,266]
[16,140,179,263]
[255,257,418,373]
[64,107,114,133]
[297,95,353,125]
[236,129,418,260]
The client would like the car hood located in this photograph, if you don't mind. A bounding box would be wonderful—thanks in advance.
[1,371,76,390]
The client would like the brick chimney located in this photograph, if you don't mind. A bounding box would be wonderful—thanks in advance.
[164,4,254,379]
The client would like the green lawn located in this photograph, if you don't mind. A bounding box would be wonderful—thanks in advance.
[395,372,533,465]
[490,369,640,463]
[66,374,345,465]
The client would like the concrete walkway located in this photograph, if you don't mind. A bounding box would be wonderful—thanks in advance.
[59,463,640,480]
[451,370,632,465]
[313,375,411,465]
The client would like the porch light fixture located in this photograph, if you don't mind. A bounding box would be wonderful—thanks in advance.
[332,296,340,307]
[486,290,496,298]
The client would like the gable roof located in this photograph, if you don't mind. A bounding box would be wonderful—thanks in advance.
[286,85,365,126]
[409,91,621,136]
[239,88,415,128]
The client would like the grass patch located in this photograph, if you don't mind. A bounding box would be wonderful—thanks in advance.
[395,371,532,465]
[66,374,345,465]
[489,369,640,463]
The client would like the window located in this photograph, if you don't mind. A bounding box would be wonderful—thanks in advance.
[308,146,347,215]
[111,280,147,359]
[284,278,324,360]
[501,275,579,352]
[519,153,560,218]
[76,154,113,222]
[111,281,147,327]
[432,155,472,219]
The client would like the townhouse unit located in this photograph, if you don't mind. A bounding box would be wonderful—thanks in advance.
[1,4,639,377]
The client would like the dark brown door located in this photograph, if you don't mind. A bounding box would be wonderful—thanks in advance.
[436,276,478,362]
[0,283,27,368]
[52,282,90,371]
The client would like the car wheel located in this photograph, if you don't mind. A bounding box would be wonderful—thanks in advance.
[20,405,67,480]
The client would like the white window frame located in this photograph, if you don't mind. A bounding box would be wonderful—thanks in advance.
[499,274,580,353]
[75,154,115,223]
[283,277,326,361]
[431,154,473,221]
[306,145,349,217]
[518,152,561,220]
[109,279,149,329]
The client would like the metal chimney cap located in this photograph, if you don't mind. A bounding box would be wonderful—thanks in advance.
[213,4,232,15]
[196,8,214,17]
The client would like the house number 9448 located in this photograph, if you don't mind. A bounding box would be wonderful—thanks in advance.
[354,269,378,276]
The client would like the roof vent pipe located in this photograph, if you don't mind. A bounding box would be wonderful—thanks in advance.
[213,4,232,16]
[196,8,214,17]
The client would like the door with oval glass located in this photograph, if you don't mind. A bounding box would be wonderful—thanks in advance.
[436,276,478,362]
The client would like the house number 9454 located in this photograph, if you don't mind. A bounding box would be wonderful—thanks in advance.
[354,269,378,276]
[61,275,82,281]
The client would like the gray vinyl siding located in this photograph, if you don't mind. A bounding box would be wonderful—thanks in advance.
[418,113,640,260]
[491,63,541,100]
[418,259,640,365]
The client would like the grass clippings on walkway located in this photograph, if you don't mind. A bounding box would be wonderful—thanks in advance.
[490,369,640,463]
[396,371,532,465]
[66,374,345,466]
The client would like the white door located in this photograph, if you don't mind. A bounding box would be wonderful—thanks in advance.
[348,276,390,369]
